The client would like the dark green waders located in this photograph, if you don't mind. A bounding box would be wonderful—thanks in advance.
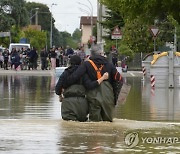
[86,81,115,122]
[61,84,89,122]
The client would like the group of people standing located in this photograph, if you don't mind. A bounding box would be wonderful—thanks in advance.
[0,45,87,71]
[55,44,123,122]
[40,46,87,70]
[0,47,38,70]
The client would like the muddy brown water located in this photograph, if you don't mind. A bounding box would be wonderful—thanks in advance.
[0,75,179,153]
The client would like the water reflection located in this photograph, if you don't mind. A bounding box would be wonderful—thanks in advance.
[0,75,60,119]
[115,77,180,122]
[0,75,180,122]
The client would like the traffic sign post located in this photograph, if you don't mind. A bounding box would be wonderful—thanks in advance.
[150,26,159,51]
[111,26,122,49]
[0,32,11,43]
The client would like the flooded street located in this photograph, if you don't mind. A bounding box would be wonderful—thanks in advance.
[0,74,180,153]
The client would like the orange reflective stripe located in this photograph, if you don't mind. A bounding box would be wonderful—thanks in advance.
[114,71,118,80]
[89,60,102,79]
[119,74,122,81]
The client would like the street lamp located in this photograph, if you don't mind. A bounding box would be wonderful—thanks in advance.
[50,3,57,48]
[78,1,93,36]
[30,8,39,25]
[87,0,93,36]
[79,8,91,16]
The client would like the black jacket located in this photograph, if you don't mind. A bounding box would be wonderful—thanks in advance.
[64,55,122,90]
[55,65,81,95]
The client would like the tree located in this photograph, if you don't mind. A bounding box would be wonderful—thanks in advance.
[72,28,81,43]
[101,0,180,24]
[52,27,62,48]
[9,0,29,27]
[121,18,154,53]
[101,8,124,36]
[100,0,179,54]
[0,0,15,31]
[24,29,47,52]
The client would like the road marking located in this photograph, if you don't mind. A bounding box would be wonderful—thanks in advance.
[130,73,135,76]
[3,98,15,99]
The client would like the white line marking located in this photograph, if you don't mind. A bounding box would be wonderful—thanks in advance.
[130,73,135,76]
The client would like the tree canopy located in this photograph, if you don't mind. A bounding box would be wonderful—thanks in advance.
[0,0,81,50]
[101,0,180,24]
[100,0,180,55]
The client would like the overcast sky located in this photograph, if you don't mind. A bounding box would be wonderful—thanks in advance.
[26,0,97,34]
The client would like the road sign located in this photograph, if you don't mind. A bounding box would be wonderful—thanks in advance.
[111,26,122,40]
[150,26,159,37]
[0,32,10,37]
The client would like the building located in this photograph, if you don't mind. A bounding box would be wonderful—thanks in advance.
[97,2,109,50]
[80,16,97,45]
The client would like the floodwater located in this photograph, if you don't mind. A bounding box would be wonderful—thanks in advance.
[0,74,180,153]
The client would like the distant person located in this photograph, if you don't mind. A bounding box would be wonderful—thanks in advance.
[49,48,57,70]
[66,46,74,57]
[2,49,9,70]
[40,48,48,70]
[10,48,21,70]
[0,52,3,68]
[112,48,118,67]
[77,46,86,62]
[59,47,65,66]
[55,47,60,67]
[27,47,38,70]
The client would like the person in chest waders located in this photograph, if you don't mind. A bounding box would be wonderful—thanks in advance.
[63,45,123,122]
[55,55,108,122]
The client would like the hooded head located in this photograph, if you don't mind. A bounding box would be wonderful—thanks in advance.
[90,44,104,56]
[70,55,81,65]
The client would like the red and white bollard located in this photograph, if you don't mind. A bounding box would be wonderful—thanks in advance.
[142,66,146,80]
[150,75,155,96]
[150,75,155,88]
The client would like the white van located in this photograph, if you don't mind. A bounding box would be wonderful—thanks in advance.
[9,43,30,53]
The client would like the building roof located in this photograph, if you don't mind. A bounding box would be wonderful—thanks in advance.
[80,16,97,27]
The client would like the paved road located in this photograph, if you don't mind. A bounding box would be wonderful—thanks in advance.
[0,68,143,77]
[0,69,55,76]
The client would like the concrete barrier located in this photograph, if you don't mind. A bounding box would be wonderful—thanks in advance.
[149,51,180,88]
[150,54,169,88]
[174,53,180,87]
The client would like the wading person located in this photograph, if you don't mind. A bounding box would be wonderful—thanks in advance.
[40,48,48,70]
[55,55,108,122]
[63,44,123,122]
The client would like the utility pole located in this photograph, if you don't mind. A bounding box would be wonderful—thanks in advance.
[97,1,104,50]
[174,27,177,51]
[35,8,38,25]
[50,3,57,48]
[30,8,39,25]
[97,1,102,43]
